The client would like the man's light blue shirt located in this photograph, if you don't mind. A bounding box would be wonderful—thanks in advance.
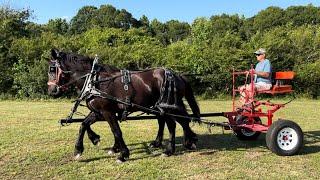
[255,59,272,84]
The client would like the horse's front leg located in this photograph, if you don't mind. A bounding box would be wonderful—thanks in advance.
[86,112,101,146]
[86,113,120,154]
[74,112,96,160]
[102,111,129,163]
[149,117,165,148]
[85,112,121,153]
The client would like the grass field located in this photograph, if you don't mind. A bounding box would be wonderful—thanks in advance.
[0,99,320,179]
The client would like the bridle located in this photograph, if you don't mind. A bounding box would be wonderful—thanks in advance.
[47,60,76,91]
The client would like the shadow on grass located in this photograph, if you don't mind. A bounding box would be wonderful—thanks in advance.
[79,155,114,163]
[82,133,268,162]
[300,130,320,155]
[81,130,320,162]
[195,133,267,155]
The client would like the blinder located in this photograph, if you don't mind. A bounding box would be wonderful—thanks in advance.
[47,60,72,90]
[49,65,57,73]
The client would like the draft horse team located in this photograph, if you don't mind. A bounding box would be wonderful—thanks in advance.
[47,49,201,162]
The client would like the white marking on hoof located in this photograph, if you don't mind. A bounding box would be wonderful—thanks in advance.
[95,141,100,146]
[108,150,115,155]
[161,153,169,157]
[191,143,197,150]
[116,159,124,163]
[74,153,81,160]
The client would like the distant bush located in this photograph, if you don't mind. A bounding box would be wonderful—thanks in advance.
[296,60,320,99]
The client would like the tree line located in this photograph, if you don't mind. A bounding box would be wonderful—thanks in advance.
[1,4,320,99]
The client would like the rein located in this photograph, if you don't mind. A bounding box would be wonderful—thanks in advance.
[52,68,156,91]
[96,68,157,84]
[59,74,90,90]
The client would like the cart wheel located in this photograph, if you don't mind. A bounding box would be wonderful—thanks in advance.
[234,116,261,140]
[266,119,303,156]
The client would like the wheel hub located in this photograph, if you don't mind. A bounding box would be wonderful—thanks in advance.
[277,127,298,151]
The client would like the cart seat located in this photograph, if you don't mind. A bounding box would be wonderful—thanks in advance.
[258,71,295,95]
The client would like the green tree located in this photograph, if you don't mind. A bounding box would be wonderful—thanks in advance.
[46,18,69,35]
[115,9,135,29]
[150,19,169,45]
[190,17,213,45]
[166,20,190,43]
[285,5,320,26]
[69,6,97,34]
[253,6,286,31]
[210,14,244,35]
[0,6,31,93]
[139,15,150,28]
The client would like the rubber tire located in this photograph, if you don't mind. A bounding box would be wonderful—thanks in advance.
[234,116,261,140]
[266,119,303,156]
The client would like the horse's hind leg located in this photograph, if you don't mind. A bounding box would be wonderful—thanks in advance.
[163,117,176,156]
[176,119,198,150]
[175,110,198,150]
[149,117,165,148]
[74,112,96,159]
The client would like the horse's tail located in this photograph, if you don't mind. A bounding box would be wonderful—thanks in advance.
[181,75,201,123]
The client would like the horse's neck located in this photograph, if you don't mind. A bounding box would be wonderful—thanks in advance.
[72,71,88,91]
[72,66,119,92]
[101,64,120,73]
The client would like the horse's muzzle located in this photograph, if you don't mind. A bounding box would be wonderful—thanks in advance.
[48,84,62,97]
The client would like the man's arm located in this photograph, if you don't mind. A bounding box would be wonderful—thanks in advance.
[256,71,270,78]
[255,60,271,78]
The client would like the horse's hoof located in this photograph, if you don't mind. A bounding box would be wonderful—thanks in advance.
[74,153,82,160]
[161,153,172,157]
[116,159,124,163]
[161,153,169,157]
[149,141,162,148]
[185,142,197,150]
[190,143,197,150]
[93,139,100,146]
[108,150,115,155]
[116,158,126,163]
[162,150,173,157]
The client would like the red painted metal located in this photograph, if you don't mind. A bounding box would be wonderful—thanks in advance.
[238,124,269,132]
[230,66,293,132]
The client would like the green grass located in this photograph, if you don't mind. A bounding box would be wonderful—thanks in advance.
[0,99,320,179]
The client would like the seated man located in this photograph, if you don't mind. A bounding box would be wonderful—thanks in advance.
[239,48,272,104]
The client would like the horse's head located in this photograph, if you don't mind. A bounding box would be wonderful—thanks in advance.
[47,49,94,96]
[47,49,121,97]
[47,49,72,96]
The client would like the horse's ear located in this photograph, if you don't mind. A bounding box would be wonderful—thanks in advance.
[51,49,60,59]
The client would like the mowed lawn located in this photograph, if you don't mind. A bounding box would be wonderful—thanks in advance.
[0,99,320,179]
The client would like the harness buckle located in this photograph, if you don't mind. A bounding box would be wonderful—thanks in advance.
[124,84,129,91]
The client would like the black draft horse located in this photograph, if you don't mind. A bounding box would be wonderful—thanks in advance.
[47,49,200,162]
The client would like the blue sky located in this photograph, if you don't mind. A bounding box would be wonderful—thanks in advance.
[3,0,320,24]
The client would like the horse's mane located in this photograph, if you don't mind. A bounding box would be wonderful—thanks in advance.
[60,51,119,72]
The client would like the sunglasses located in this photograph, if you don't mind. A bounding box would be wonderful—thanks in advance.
[255,54,263,56]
